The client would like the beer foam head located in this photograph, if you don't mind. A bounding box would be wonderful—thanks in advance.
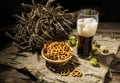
[77,18,98,37]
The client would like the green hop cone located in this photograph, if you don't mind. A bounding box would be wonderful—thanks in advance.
[67,36,77,47]
[100,45,109,53]
[92,45,98,51]
[100,45,107,51]
[90,58,98,66]
[70,39,76,46]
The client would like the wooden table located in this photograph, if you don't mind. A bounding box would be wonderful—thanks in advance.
[0,22,120,83]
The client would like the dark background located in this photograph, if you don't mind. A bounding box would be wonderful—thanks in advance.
[0,0,120,49]
[0,0,120,28]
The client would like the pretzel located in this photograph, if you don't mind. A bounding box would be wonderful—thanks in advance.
[42,41,74,61]
[60,68,70,76]
[71,69,82,77]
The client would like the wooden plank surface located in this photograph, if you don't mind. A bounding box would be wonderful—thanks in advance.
[0,29,119,83]
[0,23,120,83]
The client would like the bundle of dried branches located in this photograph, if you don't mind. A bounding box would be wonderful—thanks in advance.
[6,0,73,52]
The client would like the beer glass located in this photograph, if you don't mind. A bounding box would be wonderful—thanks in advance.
[77,9,99,59]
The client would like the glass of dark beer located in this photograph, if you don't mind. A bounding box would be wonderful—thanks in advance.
[77,9,99,59]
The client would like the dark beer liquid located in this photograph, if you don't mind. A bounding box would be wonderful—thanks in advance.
[77,35,93,59]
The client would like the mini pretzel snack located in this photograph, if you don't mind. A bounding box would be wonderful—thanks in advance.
[60,68,70,76]
[41,41,74,66]
[71,69,82,77]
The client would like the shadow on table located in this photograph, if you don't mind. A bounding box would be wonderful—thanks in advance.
[46,55,80,74]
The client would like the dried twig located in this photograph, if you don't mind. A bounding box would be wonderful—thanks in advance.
[7,0,73,52]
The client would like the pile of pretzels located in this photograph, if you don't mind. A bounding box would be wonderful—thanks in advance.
[42,41,74,60]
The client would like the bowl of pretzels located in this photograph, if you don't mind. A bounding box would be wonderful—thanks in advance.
[41,41,74,66]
